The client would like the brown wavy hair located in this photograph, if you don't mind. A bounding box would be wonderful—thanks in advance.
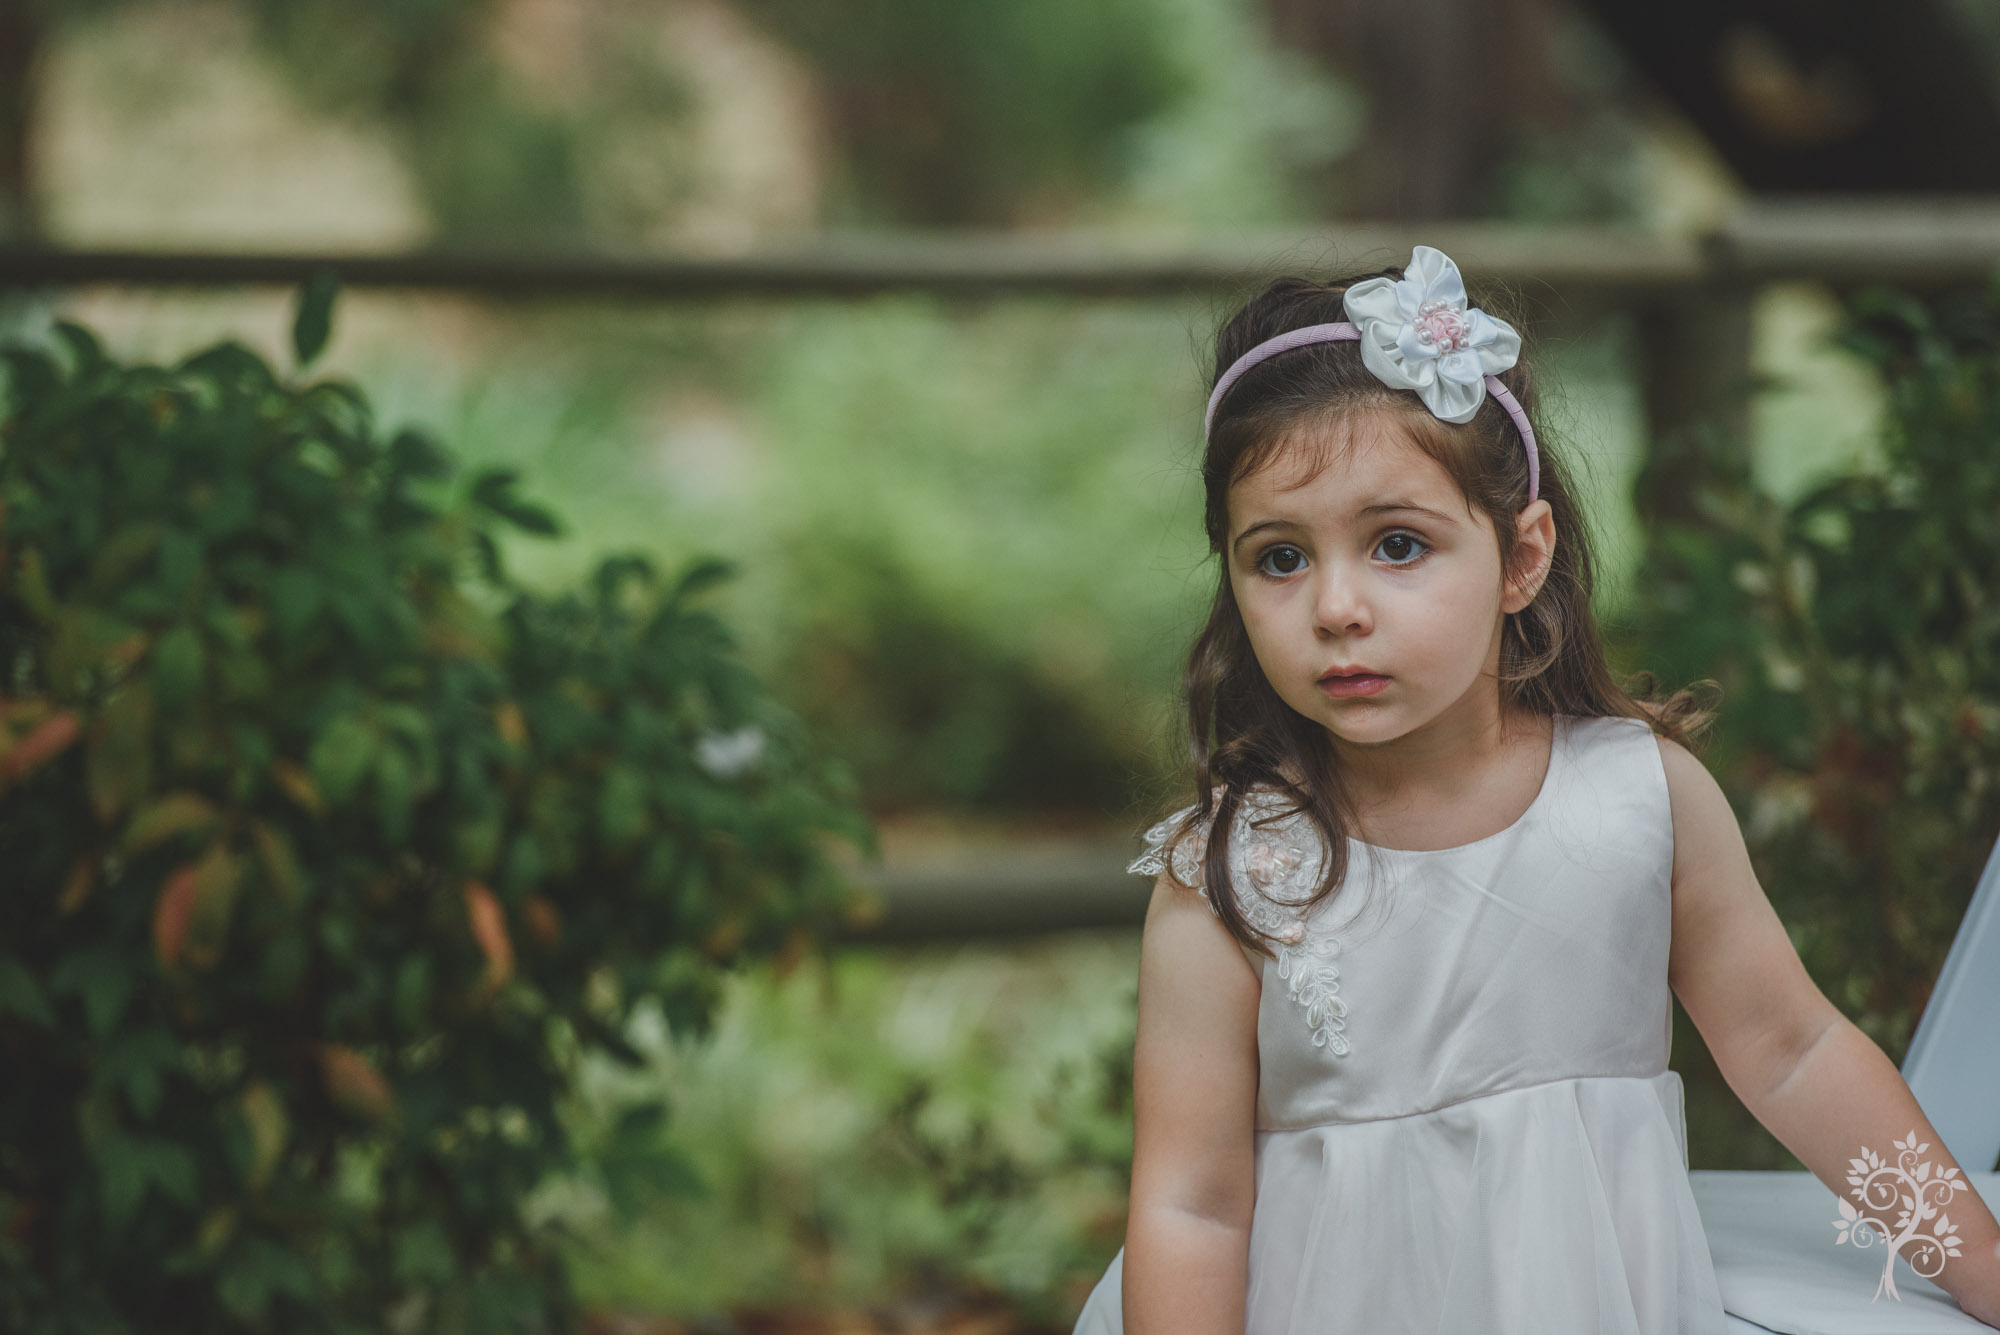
[1163,263,1716,960]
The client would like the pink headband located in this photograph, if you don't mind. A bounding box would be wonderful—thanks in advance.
[1203,259,1542,505]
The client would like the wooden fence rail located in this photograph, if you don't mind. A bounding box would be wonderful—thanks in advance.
[832,841,1148,945]
[1,200,1998,299]
[9,199,1997,943]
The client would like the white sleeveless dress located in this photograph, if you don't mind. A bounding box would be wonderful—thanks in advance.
[1072,713,1730,1334]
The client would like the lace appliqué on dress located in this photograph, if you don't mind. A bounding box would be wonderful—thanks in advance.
[1127,796,1350,1056]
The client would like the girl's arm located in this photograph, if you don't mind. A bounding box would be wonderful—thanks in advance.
[1123,869,1262,1335]
[1660,738,2000,1328]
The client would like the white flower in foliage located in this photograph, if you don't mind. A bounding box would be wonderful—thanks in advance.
[693,725,765,779]
[1341,245,1522,424]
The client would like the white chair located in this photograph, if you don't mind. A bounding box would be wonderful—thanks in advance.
[1689,829,2000,1334]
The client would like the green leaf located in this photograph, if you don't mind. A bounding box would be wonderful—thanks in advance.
[0,956,56,1028]
[178,339,280,395]
[392,1219,456,1285]
[612,1100,670,1141]
[388,428,454,480]
[85,523,165,599]
[218,1234,316,1320]
[376,703,438,780]
[665,556,738,610]
[591,553,656,608]
[86,679,156,824]
[498,831,545,892]
[49,944,132,1038]
[249,820,305,902]
[95,1132,148,1229]
[93,1027,180,1120]
[150,625,205,707]
[308,714,378,805]
[393,955,432,1031]
[468,1272,539,1334]
[601,1139,704,1220]
[154,528,202,601]
[596,764,648,849]
[471,530,506,583]
[451,809,503,873]
[52,319,108,376]
[291,270,341,368]
[91,1133,196,1228]
[163,1206,238,1275]
[574,1012,648,1068]
[255,931,307,1001]
[1,346,60,409]
[138,1138,198,1206]
[468,468,563,537]
[122,791,221,854]
[238,1083,288,1191]
[267,568,326,648]
[372,745,414,845]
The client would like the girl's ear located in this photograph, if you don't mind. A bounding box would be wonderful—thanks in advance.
[1502,499,1556,614]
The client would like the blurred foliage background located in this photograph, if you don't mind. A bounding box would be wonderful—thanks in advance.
[1,0,1995,1330]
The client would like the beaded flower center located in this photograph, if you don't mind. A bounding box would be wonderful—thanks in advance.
[1412,299,1470,353]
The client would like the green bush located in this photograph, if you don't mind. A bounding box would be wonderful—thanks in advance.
[1623,276,2000,1171]
[554,936,1138,1326]
[0,285,875,1334]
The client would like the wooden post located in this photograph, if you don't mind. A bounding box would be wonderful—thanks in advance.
[0,0,38,239]
[1630,287,1757,529]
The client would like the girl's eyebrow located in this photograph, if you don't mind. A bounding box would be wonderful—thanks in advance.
[1230,517,1297,555]
[1360,500,1459,525]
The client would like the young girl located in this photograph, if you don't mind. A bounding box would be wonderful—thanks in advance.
[1071,247,2000,1334]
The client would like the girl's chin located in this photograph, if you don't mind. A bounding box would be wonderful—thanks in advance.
[1317,708,1408,744]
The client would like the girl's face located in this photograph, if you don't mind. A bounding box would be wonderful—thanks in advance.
[1224,413,1551,749]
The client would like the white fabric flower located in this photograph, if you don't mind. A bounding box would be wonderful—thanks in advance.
[1341,246,1522,424]
[1244,840,1302,888]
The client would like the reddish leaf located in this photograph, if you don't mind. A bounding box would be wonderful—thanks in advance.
[269,760,323,817]
[494,701,529,747]
[0,711,80,789]
[318,1044,396,1123]
[55,853,95,915]
[769,924,813,981]
[701,914,747,960]
[156,843,244,972]
[522,896,561,948]
[464,881,513,993]
[2,1198,39,1245]
[121,792,220,854]
[153,865,199,969]
[249,820,304,901]
[239,1083,288,1191]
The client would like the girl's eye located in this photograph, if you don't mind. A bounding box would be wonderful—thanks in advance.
[1257,544,1307,577]
[1375,531,1429,565]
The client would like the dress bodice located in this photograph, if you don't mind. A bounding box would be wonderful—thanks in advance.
[1130,713,1676,1129]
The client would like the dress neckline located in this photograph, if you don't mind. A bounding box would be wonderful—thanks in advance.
[1345,713,1569,858]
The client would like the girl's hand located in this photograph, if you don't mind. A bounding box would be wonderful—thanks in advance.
[1959,1291,2000,1331]
[1951,1241,2000,1330]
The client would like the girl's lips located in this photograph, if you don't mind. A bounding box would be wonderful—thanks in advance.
[1319,673,1389,698]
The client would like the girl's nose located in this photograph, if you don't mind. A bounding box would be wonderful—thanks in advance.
[1314,563,1371,636]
